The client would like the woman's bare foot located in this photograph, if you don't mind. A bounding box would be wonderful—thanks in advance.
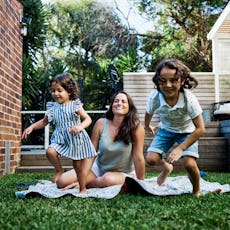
[51,171,64,183]
[157,162,173,185]
[63,182,79,190]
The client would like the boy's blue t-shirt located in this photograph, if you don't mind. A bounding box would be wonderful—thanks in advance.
[146,89,203,133]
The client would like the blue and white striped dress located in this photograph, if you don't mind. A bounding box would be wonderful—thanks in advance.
[46,99,97,160]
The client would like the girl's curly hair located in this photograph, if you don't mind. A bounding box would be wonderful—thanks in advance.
[50,73,80,100]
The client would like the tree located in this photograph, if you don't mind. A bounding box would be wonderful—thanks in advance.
[135,0,229,71]
[44,0,138,104]
[18,0,48,109]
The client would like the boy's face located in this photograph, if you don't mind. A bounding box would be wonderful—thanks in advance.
[158,67,183,102]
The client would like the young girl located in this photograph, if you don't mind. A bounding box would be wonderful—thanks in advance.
[144,59,205,197]
[21,73,97,194]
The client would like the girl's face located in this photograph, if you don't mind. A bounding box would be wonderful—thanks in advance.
[112,93,129,116]
[158,67,183,102]
[51,82,70,104]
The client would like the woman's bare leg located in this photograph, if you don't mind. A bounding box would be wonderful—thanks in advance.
[88,172,126,188]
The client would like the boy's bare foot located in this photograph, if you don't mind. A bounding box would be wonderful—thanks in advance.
[51,171,64,183]
[195,189,221,197]
[207,189,222,195]
[157,162,173,185]
[194,191,201,197]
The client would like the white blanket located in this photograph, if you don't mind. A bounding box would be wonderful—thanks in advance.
[15,176,230,199]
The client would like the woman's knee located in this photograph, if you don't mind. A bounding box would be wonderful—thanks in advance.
[56,169,77,188]
[101,173,124,187]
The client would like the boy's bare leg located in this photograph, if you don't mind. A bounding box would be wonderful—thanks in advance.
[157,160,173,185]
[146,152,173,185]
[183,156,201,197]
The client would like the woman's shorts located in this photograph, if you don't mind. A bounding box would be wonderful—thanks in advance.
[91,161,136,178]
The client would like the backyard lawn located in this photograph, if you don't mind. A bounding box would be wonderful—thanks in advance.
[0,172,229,230]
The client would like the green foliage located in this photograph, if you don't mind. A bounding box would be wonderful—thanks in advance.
[0,172,229,229]
[20,0,230,113]
[45,0,138,103]
[19,0,49,110]
[18,0,47,57]
[115,47,142,73]
[135,0,229,71]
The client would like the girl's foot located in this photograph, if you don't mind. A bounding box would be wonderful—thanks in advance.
[51,171,64,183]
[157,162,173,185]
[79,188,87,194]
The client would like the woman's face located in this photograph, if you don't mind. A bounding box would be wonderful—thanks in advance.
[112,93,129,116]
[158,67,183,100]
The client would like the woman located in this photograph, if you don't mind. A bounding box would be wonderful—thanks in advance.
[57,91,145,189]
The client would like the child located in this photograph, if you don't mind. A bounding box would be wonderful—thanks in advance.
[21,73,97,194]
[144,59,205,197]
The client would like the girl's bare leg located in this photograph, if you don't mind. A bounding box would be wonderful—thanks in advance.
[46,148,64,182]
[73,158,95,194]
[146,152,173,185]
[73,160,86,193]
[56,158,96,190]
[183,156,201,197]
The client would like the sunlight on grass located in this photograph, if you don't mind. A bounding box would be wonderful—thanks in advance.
[0,172,229,230]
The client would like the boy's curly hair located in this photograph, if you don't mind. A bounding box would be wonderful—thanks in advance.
[152,58,198,92]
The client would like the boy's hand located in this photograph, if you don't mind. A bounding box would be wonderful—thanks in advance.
[145,125,158,136]
[167,146,184,164]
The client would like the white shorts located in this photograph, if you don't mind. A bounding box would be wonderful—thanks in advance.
[91,161,136,178]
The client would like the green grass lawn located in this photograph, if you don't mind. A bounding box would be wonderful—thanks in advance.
[0,172,229,230]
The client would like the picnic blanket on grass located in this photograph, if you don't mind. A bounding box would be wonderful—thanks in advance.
[15,176,230,199]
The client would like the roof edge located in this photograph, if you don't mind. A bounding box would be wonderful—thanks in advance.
[207,2,230,40]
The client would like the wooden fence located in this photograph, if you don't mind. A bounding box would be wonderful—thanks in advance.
[123,72,230,123]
